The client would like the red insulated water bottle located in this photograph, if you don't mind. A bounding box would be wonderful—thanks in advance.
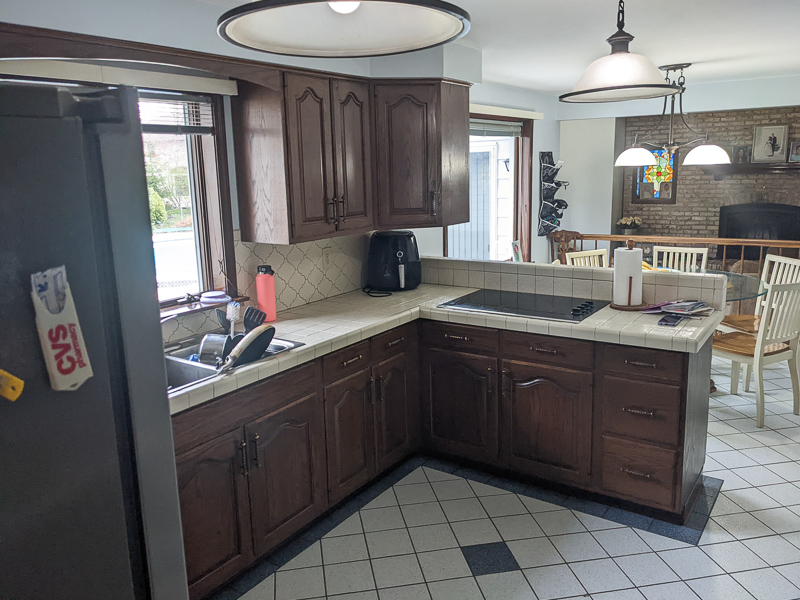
[256,265,277,322]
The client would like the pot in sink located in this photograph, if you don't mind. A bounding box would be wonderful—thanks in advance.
[198,333,240,366]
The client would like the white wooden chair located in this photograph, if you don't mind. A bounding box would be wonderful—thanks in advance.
[712,280,800,427]
[718,255,800,391]
[565,249,608,268]
[653,245,709,271]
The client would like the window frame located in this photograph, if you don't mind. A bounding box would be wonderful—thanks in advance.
[444,112,533,262]
[140,92,237,308]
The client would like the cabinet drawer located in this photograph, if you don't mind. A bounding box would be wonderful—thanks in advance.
[422,321,498,355]
[601,344,684,384]
[601,436,677,510]
[502,331,593,370]
[602,376,682,447]
[323,341,371,385]
[372,323,417,364]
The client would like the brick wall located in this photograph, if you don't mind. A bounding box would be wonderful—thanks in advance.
[621,105,800,237]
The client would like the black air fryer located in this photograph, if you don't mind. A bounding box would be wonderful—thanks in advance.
[366,231,422,292]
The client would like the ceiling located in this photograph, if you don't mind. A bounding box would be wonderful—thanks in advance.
[455,0,800,94]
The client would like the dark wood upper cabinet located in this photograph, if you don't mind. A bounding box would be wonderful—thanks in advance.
[331,78,373,233]
[373,351,418,472]
[246,392,327,557]
[284,73,337,241]
[421,348,498,461]
[500,360,593,486]
[324,368,376,504]
[373,81,469,228]
[175,430,254,600]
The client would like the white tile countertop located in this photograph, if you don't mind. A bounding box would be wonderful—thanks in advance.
[169,273,727,415]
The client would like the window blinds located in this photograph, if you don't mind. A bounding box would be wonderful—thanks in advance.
[138,92,214,135]
[469,118,523,138]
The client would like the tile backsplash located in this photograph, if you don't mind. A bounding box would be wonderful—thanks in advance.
[421,257,728,310]
[162,230,370,344]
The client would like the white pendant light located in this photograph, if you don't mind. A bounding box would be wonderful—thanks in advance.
[218,0,471,58]
[328,1,361,13]
[560,0,681,103]
[682,144,731,166]
[615,147,658,167]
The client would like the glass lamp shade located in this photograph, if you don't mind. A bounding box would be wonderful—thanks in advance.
[560,52,681,103]
[218,0,470,58]
[615,147,658,167]
[682,144,731,166]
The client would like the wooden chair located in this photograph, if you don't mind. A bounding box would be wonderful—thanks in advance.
[653,245,709,271]
[565,249,608,268]
[712,281,800,427]
[719,255,800,391]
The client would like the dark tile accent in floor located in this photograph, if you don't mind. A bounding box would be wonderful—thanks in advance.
[461,542,521,577]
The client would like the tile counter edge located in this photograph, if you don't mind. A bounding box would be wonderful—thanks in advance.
[169,282,725,415]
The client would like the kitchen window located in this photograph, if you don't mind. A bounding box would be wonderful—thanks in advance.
[446,115,533,262]
[139,92,235,304]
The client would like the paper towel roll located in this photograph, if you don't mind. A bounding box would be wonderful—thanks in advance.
[613,245,643,306]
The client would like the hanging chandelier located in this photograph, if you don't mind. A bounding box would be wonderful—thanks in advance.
[614,64,731,167]
[217,0,471,58]
[559,0,682,103]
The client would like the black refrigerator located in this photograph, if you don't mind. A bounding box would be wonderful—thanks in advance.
[0,83,189,600]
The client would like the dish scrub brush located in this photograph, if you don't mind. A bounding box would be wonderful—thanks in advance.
[226,301,241,336]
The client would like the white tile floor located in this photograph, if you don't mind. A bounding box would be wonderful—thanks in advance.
[238,357,800,600]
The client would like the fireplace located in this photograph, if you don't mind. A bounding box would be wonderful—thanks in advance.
[717,203,800,260]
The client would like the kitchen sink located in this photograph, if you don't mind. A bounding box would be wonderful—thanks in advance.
[164,336,303,394]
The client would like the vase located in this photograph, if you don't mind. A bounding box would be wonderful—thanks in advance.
[621,228,638,236]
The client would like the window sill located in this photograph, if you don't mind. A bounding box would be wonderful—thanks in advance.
[159,296,249,323]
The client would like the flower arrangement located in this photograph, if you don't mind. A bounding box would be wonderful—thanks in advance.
[615,216,642,229]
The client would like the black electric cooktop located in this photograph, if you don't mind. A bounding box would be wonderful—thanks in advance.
[439,290,610,323]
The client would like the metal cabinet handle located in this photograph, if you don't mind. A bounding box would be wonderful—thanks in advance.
[339,196,348,223]
[385,337,405,349]
[622,406,656,418]
[444,333,471,342]
[620,467,652,480]
[531,347,558,355]
[374,375,380,404]
[430,190,438,217]
[326,198,336,225]
[624,359,657,369]
[252,433,260,468]
[501,367,511,398]
[239,440,248,476]
[342,354,363,367]
[487,366,494,397]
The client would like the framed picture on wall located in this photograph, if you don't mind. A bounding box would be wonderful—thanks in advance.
[752,125,788,163]
[789,142,800,163]
[632,148,677,205]
[732,144,752,163]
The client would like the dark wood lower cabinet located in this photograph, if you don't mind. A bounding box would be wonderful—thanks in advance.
[374,351,418,472]
[324,368,376,504]
[175,430,254,600]
[500,360,593,486]
[246,393,327,557]
[422,348,498,461]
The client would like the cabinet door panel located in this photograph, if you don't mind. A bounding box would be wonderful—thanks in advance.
[284,73,336,241]
[246,393,326,557]
[374,352,418,472]
[324,369,375,503]
[176,430,253,599]
[331,78,373,232]
[500,360,593,485]
[374,84,440,227]
[422,348,497,461]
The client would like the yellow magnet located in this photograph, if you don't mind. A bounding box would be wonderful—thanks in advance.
[0,369,24,401]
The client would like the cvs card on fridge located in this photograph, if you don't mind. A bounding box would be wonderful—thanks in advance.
[30,266,93,391]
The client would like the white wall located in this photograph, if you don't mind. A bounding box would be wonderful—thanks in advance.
[557,118,617,257]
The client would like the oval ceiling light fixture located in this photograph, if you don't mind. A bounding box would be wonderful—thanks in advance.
[559,0,682,103]
[683,144,731,166]
[328,1,361,14]
[218,0,471,58]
